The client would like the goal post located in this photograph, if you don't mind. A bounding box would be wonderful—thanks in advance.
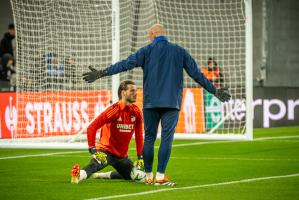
[1,0,253,148]
[245,0,253,140]
[111,0,120,104]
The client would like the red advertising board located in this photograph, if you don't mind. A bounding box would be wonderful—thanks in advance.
[0,92,17,138]
[0,89,205,138]
[134,88,205,133]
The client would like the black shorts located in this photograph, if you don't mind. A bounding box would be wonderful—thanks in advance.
[83,150,134,180]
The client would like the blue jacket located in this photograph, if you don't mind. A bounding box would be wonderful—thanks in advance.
[106,36,216,110]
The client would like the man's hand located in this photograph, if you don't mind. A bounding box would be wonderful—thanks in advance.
[89,147,108,165]
[94,152,108,165]
[88,147,97,154]
[214,88,231,102]
[134,156,144,170]
[82,66,107,83]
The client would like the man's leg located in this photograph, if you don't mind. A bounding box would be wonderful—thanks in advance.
[71,151,109,184]
[142,108,160,181]
[111,157,145,181]
[156,109,179,185]
[82,158,107,178]
[90,171,123,179]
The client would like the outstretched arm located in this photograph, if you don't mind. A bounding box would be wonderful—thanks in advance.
[183,50,216,94]
[82,47,147,83]
[183,50,231,102]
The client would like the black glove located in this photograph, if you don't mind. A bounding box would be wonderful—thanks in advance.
[82,66,107,83]
[214,88,231,102]
[88,146,97,154]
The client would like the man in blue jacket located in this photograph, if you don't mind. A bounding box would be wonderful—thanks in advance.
[83,24,231,186]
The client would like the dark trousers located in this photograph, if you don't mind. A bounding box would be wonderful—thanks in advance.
[83,151,134,180]
[142,108,179,173]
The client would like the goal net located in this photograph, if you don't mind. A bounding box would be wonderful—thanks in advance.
[1,0,252,148]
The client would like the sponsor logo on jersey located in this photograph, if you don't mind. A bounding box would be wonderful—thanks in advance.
[117,123,134,133]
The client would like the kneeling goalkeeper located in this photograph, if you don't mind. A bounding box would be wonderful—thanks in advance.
[71,80,145,184]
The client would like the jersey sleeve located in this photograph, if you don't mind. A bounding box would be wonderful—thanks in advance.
[134,108,144,157]
[87,104,119,148]
[106,46,147,75]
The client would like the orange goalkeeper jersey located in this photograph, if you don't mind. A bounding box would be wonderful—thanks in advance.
[87,101,143,158]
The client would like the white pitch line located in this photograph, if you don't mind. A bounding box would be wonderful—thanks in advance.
[255,135,299,141]
[48,155,299,162]
[48,154,299,162]
[148,135,299,149]
[171,156,299,162]
[265,140,299,143]
[1,135,299,160]
[0,141,228,160]
[0,151,85,160]
[85,173,299,200]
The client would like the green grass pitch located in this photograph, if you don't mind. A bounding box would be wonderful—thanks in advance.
[1,126,299,200]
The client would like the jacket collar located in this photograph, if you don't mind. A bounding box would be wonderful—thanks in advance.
[152,36,168,45]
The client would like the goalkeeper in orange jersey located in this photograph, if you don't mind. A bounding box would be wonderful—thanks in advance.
[71,80,145,184]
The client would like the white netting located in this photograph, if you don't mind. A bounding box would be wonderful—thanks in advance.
[11,0,113,143]
[118,0,248,136]
[4,0,250,147]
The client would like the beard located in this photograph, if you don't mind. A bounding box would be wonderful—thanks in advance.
[126,96,136,103]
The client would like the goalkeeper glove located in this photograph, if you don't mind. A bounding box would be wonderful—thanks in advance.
[82,66,108,83]
[88,147,108,165]
[134,155,144,170]
[94,152,108,165]
[214,88,231,102]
